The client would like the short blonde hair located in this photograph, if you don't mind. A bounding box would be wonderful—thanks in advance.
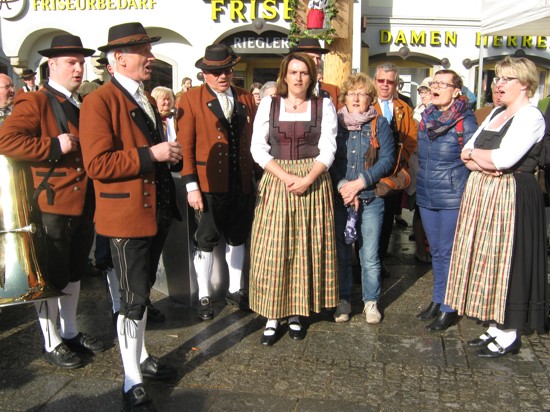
[339,72,377,105]
[495,55,538,98]
[151,86,175,105]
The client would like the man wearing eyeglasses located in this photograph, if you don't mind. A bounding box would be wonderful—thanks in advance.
[373,63,418,276]
[177,44,257,321]
[0,73,15,126]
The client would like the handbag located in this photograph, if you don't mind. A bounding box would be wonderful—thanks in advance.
[363,116,411,197]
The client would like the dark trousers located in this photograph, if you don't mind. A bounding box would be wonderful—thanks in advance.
[194,191,254,252]
[40,198,95,291]
[109,217,171,320]
[379,192,400,262]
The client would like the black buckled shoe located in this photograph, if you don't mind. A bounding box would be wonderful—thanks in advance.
[146,301,166,323]
[225,289,250,311]
[477,336,522,358]
[417,302,441,321]
[467,332,496,348]
[122,384,156,412]
[140,356,177,381]
[288,321,306,341]
[260,327,278,346]
[62,332,105,354]
[43,343,83,369]
[197,296,213,321]
[425,311,459,332]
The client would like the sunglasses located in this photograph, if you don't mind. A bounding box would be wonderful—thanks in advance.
[376,78,395,86]
[204,68,233,76]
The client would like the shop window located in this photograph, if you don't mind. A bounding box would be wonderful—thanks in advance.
[252,68,279,85]
[0,61,7,75]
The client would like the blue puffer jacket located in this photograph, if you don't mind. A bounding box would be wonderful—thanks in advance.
[416,109,478,209]
[330,115,395,201]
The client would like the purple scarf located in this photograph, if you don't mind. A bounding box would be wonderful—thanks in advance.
[337,105,378,131]
[419,95,469,141]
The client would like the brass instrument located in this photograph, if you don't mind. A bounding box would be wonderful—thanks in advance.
[0,155,61,306]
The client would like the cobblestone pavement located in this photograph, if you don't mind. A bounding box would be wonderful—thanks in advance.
[1,218,550,411]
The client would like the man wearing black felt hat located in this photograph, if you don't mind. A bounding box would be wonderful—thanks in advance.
[0,33,106,370]
[80,22,181,412]
[177,43,257,322]
[290,37,341,109]
[15,68,38,97]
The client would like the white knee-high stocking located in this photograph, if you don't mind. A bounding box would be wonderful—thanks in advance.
[225,244,245,293]
[58,281,80,339]
[35,298,62,352]
[118,313,146,392]
[193,250,213,299]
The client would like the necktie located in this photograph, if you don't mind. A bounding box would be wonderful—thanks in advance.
[70,94,81,109]
[382,100,392,123]
[220,92,233,120]
[138,83,157,126]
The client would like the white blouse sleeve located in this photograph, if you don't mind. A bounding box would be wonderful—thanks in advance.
[250,96,275,169]
[315,97,338,168]
[491,105,545,169]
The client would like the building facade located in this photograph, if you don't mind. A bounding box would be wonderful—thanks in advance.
[0,0,548,106]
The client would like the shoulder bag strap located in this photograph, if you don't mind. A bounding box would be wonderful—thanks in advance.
[33,90,70,206]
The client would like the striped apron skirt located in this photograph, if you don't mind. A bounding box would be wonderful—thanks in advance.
[445,171,516,324]
[249,158,339,319]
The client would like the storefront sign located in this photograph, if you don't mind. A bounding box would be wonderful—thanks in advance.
[210,0,292,22]
[31,0,156,11]
[229,35,289,52]
[476,33,547,49]
[379,29,549,50]
[380,30,458,47]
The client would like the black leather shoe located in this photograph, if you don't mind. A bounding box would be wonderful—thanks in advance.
[63,332,105,354]
[288,321,306,341]
[225,289,250,311]
[425,311,459,331]
[146,301,166,323]
[122,384,156,412]
[140,356,177,381]
[197,296,213,321]
[43,343,82,369]
[417,302,441,321]
[477,336,522,358]
[260,327,278,346]
[467,332,496,348]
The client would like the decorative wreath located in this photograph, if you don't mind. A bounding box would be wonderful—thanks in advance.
[288,0,339,46]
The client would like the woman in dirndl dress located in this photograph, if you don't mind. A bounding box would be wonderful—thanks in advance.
[446,56,547,358]
[249,52,338,346]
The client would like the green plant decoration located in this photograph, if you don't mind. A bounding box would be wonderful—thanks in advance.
[288,0,339,46]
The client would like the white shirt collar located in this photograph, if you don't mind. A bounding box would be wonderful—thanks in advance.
[48,79,75,100]
[114,72,141,98]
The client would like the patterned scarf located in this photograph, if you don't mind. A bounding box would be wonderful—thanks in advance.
[419,95,469,141]
[337,105,378,131]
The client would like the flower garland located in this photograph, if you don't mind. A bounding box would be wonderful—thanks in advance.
[288,0,339,46]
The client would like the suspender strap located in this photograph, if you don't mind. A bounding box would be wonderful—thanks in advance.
[33,90,70,206]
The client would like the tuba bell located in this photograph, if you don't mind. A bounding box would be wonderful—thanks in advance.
[0,155,62,306]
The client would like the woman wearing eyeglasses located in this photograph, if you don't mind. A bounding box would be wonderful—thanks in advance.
[416,69,478,331]
[330,72,395,324]
[249,82,262,106]
[446,56,547,357]
[250,52,338,345]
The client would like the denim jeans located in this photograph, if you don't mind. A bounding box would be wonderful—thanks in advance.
[418,207,459,313]
[335,197,384,302]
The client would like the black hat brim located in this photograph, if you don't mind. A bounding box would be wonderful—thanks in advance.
[38,47,95,58]
[195,55,240,71]
[98,36,161,53]
[289,46,329,54]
